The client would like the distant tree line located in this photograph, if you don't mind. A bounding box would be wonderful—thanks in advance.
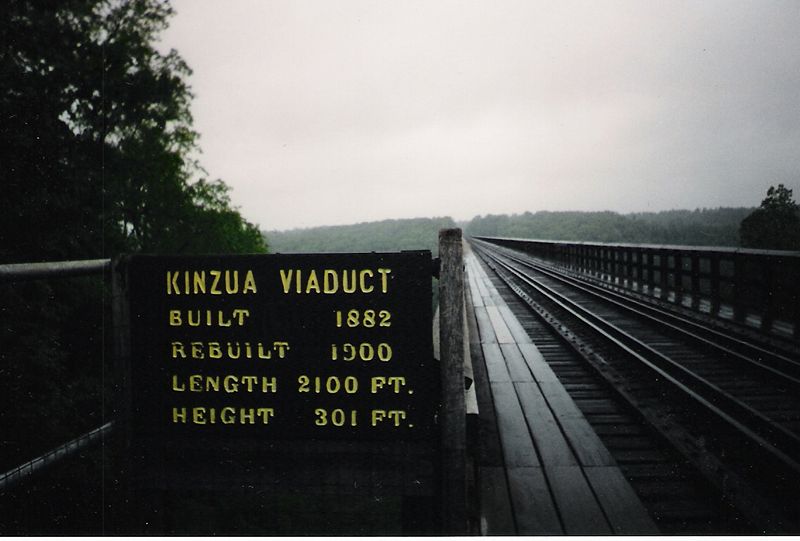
[264,189,800,256]
[464,208,753,247]
[265,217,457,256]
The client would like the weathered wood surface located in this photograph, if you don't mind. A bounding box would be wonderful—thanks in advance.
[438,228,467,533]
[464,247,658,535]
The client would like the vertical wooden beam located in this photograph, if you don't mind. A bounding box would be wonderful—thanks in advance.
[438,228,467,534]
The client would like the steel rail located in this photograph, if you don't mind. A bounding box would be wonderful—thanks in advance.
[0,421,115,492]
[0,259,111,283]
[476,239,800,385]
[474,243,800,480]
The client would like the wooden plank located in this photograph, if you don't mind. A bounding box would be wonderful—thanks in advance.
[482,343,511,383]
[486,305,515,343]
[537,380,585,419]
[491,382,540,467]
[559,417,616,467]
[473,307,496,343]
[468,275,484,307]
[546,466,611,534]
[468,310,505,467]
[498,305,533,344]
[500,344,533,382]
[507,467,562,535]
[478,466,516,535]
[514,382,577,467]
[584,466,660,534]
[473,271,492,301]
[518,343,560,383]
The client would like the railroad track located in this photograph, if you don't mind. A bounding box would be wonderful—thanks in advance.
[470,238,800,533]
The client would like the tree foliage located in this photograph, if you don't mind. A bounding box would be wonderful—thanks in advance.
[1,0,265,262]
[265,217,457,256]
[739,185,800,251]
[464,208,752,247]
[0,0,265,510]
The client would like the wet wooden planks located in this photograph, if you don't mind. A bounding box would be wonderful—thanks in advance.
[464,250,658,535]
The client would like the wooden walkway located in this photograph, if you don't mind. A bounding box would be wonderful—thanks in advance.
[465,248,659,535]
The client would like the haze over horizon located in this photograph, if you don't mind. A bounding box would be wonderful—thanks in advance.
[161,0,800,231]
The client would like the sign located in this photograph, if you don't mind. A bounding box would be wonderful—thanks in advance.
[122,251,438,453]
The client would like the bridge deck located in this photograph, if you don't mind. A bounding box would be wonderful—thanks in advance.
[465,248,658,535]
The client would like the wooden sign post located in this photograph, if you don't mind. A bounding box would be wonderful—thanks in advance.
[438,228,468,533]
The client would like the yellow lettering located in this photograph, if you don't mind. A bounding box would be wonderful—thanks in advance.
[262,377,277,393]
[342,270,357,293]
[243,270,257,293]
[193,407,207,424]
[171,341,186,359]
[206,376,220,392]
[241,375,257,392]
[171,375,185,391]
[191,342,204,359]
[305,270,321,293]
[371,376,386,393]
[240,408,256,424]
[193,271,206,294]
[232,309,250,326]
[189,375,202,391]
[188,310,201,327]
[217,310,232,327]
[279,269,293,293]
[221,407,236,424]
[273,341,290,358]
[256,408,274,424]
[323,269,338,293]
[378,268,391,293]
[167,271,180,294]
[169,310,182,326]
[360,269,374,293]
[208,342,222,359]
[371,409,407,426]
[371,376,406,393]
[223,375,239,392]
[172,407,187,423]
[371,409,386,426]
[225,270,239,293]
[210,270,222,294]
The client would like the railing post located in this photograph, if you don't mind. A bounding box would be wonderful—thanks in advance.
[438,228,467,534]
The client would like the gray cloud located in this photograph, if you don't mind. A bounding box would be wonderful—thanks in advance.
[162,0,800,229]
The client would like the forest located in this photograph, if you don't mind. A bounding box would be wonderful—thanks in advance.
[1,1,265,534]
[265,207,755,254]
[464,207,754,246]
[265,217,457,255]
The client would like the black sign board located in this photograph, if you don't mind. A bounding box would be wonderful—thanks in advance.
[120,251,438,478]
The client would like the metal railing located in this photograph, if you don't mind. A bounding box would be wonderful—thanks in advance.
[473,236,800,338]
[0,421,115,492]
[0,259,110,283]
[0,258,113,492]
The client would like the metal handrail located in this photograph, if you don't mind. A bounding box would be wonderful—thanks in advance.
[0,421,115,492]
[1,257,114,492]
[0,259,111,283]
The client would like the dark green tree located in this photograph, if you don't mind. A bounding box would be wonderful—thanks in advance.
[1,4,266,532]
[1,0,265,262]
[739,184,800,250]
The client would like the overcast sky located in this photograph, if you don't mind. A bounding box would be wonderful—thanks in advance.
[160,0,800,231]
